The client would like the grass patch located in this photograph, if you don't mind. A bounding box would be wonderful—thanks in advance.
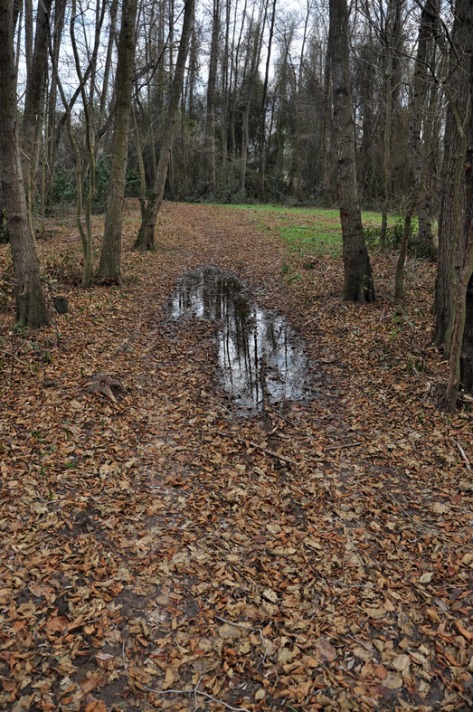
[222,204,401,257]
[281,224,342,256]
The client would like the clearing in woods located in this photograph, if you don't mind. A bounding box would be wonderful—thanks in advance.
[1,201,472,711]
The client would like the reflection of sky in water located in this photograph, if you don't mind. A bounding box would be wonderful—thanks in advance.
[170,268,309,412]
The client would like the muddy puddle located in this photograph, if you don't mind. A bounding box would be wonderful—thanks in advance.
[169,267,311,414]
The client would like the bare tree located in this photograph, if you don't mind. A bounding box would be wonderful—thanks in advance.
[434,0,471,352]
[97,0,138,283]
[206,0,220,195]
[134,0,195,250]
[443,0,473,407]
[0,0,49,327]
[22,0,53,238]
[394,0,439,300]
[329,0,375,302]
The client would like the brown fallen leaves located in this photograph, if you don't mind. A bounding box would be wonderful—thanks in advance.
[0,201,472,711]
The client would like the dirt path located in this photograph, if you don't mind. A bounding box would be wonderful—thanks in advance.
[1,202,472,711]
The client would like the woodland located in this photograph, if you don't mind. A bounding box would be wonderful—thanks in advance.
[1,0,473,710]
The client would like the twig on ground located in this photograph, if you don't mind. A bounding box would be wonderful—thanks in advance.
[453,439,471,471]
[214,430,297,466]
[215,615,253,630]
[326,442,362,451]
[147,681,252,712]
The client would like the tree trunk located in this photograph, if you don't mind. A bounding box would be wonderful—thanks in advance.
[0,0,49,328]
[258,0,276,202]
[434,0,472,351]
[329,0,375,302]
[45,0,67,208]
[440,0,473,406]
[445,219,473,409]
[206,0,220,196]
[134,0,195,251]
[97,0,138,283]
[396,0,438,300]
[22,0,53,237]
[239,13,264,196]
[379,0,402,249]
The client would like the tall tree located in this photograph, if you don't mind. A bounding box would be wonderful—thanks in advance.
[443,0,473,407]
[22,0,53,237]
[329,0,375,302]
[206,0,220,195]
[134,0,195,250]
[97,0,138,283]
[0,0,49,327]
[434,0,471,351]
[394,0,439,300]
[379,0,403,249]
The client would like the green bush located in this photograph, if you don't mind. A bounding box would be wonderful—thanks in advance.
[92,156,111,213]
[364,215,411,250]
[48,168,76,207]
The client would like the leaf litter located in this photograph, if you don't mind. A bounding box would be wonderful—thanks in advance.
[0,201,472,711]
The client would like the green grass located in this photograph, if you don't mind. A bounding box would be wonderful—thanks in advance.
[222,204,399,257]
[280,224,343,256]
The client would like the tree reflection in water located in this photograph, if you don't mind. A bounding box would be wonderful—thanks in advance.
[169,267,310,414]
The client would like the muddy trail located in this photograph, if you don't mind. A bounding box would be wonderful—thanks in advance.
[1,202,472,711]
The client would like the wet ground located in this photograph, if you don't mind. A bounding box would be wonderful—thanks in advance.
[169,266,311,414]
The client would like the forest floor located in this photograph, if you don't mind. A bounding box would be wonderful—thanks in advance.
[1,201,473,712]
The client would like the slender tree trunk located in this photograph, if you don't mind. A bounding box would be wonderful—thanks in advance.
[134,0,195,250]
[321,50,333,205]
[97,0,138,283]
[395,0,438,300]
[329,0,375,302]
[412,0,438,258]
[67,0,107,288]
[380,0,402,249]
[45,0,66,207]
[206,0,220,196]
[22,0,53,237]
[220,0,231,197]
[258,0,276,201]
[240,13,264,196]
[0,0,49,327]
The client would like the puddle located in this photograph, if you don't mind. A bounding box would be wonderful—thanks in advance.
[169,267,311,414]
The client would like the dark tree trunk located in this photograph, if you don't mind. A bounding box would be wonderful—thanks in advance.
[0,0,49,328]
[206,0,220,195]
[329,0,375,302]
[97,0,138,283]
[442,0,473,406]
[434,0,472,350]
[22,0,52,235]
[462,275,473,392]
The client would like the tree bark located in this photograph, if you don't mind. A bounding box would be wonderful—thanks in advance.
[329,0,375,302]
[440,0,473,405]
[445,219,473,409]
[395,0,438,300]
[412,0,438,258]
[379,0,402,249]
[22,0,53,237]
[134,0,195,251]
[206,0,220,196]
[97,0,138,283]
[434,0,472,350]
[0,0,49,327]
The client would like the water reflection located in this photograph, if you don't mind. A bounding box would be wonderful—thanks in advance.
[169,267,310,413]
